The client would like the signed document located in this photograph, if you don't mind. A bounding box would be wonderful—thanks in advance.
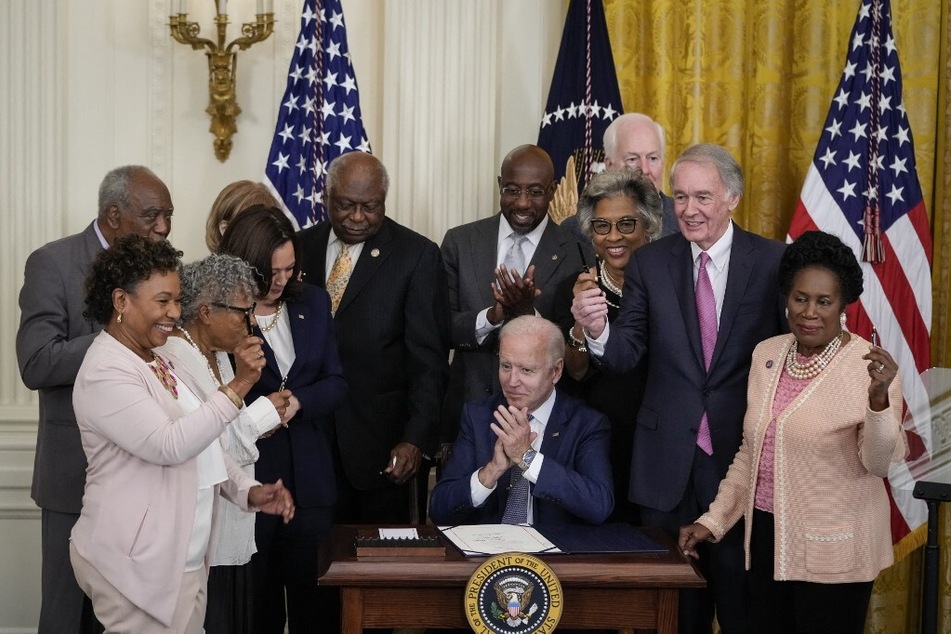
[438,524,561,556]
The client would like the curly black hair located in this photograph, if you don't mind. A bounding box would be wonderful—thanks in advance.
[778,231,863,305]
[84,235,182,325]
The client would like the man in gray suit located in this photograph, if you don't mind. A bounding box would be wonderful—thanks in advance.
[440,145,584,445]
[16,165,173,633]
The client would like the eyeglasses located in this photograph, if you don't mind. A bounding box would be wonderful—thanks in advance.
[590,218,639,235]
[212,301,257,336]
[500,186,550,200]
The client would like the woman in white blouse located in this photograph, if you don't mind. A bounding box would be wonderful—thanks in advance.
[158,253,292,633]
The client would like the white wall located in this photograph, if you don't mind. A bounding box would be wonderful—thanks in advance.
[0,0,561,628]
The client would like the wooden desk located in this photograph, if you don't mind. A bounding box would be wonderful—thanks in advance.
[318,525,705,632]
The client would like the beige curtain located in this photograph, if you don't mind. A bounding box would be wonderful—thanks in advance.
[604,0,951,630]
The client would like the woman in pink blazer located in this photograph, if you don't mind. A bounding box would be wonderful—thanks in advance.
[69,236,295,633]
[680,231,907,634]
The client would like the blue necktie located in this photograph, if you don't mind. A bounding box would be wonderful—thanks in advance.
[501,416,534,524]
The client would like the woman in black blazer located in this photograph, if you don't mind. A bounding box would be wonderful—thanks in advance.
[220,206,347,634]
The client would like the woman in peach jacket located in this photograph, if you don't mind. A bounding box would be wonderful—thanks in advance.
[680,231,907,634]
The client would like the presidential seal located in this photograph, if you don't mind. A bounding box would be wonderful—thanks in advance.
[464,552,562,633]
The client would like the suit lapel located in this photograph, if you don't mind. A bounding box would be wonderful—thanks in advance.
[669,237,706,371]
[304,223,333,289]
[529,220,568,290]
[538,392,567,457]
[711,225,755,370]
[471,217,500,308]
[335,218,393,315]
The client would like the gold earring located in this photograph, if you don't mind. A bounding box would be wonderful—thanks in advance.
[116,313,123,324]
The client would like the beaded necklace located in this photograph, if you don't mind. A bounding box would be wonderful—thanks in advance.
[785,333,843,380]
[150,352,179,399]
[178,326,223,386]
[598,259,622,309]
[257,301,284,333]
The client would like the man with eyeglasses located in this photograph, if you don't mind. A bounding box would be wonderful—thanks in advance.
[297,151,450,527]
[16,165,173,633]
[562,112,681,242]
[439,144,584,450]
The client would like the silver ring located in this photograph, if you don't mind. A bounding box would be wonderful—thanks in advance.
[875,363,884,373]
[682,549,690,556]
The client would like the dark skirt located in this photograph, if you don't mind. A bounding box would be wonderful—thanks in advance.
[204,563,254,634]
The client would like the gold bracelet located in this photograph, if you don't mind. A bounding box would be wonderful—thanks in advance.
[218,384,243,409]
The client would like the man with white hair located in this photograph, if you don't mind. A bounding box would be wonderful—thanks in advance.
[562,112,680,240]
[429,315,613,527]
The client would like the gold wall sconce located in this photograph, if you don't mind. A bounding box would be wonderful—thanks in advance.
[169,1,275,162]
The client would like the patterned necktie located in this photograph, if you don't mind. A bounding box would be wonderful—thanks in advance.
[326,244,352,315]
[695,252,716,455]
[502,235,527,275]
[501,416,534,524]
[501,465,530,525]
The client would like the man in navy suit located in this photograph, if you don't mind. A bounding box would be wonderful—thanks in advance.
[574,144,786,633]
[429,315,613,527]
[297,151,450,525]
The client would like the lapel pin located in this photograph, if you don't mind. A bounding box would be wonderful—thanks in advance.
[371,248,380,257]
[551,431,560,437]
[298,314,304,319]
[766,360,773,368]
[551,254,558,260]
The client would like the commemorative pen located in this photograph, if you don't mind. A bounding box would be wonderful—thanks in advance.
[871,327,880,348]
[576,242,591,273]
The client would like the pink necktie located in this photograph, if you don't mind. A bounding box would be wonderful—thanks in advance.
[695,252,716,455]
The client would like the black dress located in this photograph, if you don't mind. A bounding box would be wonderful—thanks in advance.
[554,264,646,524]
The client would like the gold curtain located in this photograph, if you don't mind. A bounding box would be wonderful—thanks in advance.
[603,0,951,631]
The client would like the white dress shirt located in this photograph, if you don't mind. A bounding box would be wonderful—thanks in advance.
[474,215,550,344]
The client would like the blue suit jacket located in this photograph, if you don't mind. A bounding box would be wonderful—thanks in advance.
[429,391,613,527]
[601,224,786,512]
[247,284,347,508]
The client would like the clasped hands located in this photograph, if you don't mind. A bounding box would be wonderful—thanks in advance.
[570,267,608,338]
[478,404,536,489]
[487,264,541,325]
[248,478,295,524]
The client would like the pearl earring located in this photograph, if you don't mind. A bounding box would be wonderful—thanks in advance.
[116,313,123,324]
[840,312,847,330]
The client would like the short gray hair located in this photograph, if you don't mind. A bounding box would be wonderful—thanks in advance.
[98,165,158,217]
[499,316,565,366]
[603,113,666,161]
[178,253,259,323]
[325,151,390,198]
[669,144,744,199]
[577,170,664,242]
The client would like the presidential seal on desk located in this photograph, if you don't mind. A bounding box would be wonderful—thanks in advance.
[464,552,562,633]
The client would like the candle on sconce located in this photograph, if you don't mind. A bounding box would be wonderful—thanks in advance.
[218,0,228,16]
[179,0,187,14]
[257,0,264,15]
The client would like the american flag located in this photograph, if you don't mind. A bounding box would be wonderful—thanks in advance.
[537,0,623,192]
[788,0,932,557]
[264,0,371,229]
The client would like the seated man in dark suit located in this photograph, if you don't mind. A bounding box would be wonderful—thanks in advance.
[430,315,613,527]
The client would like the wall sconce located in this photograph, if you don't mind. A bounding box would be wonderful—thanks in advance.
[169,0,275,162]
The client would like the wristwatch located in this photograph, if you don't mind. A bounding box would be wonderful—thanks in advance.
[518,448,537,471]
